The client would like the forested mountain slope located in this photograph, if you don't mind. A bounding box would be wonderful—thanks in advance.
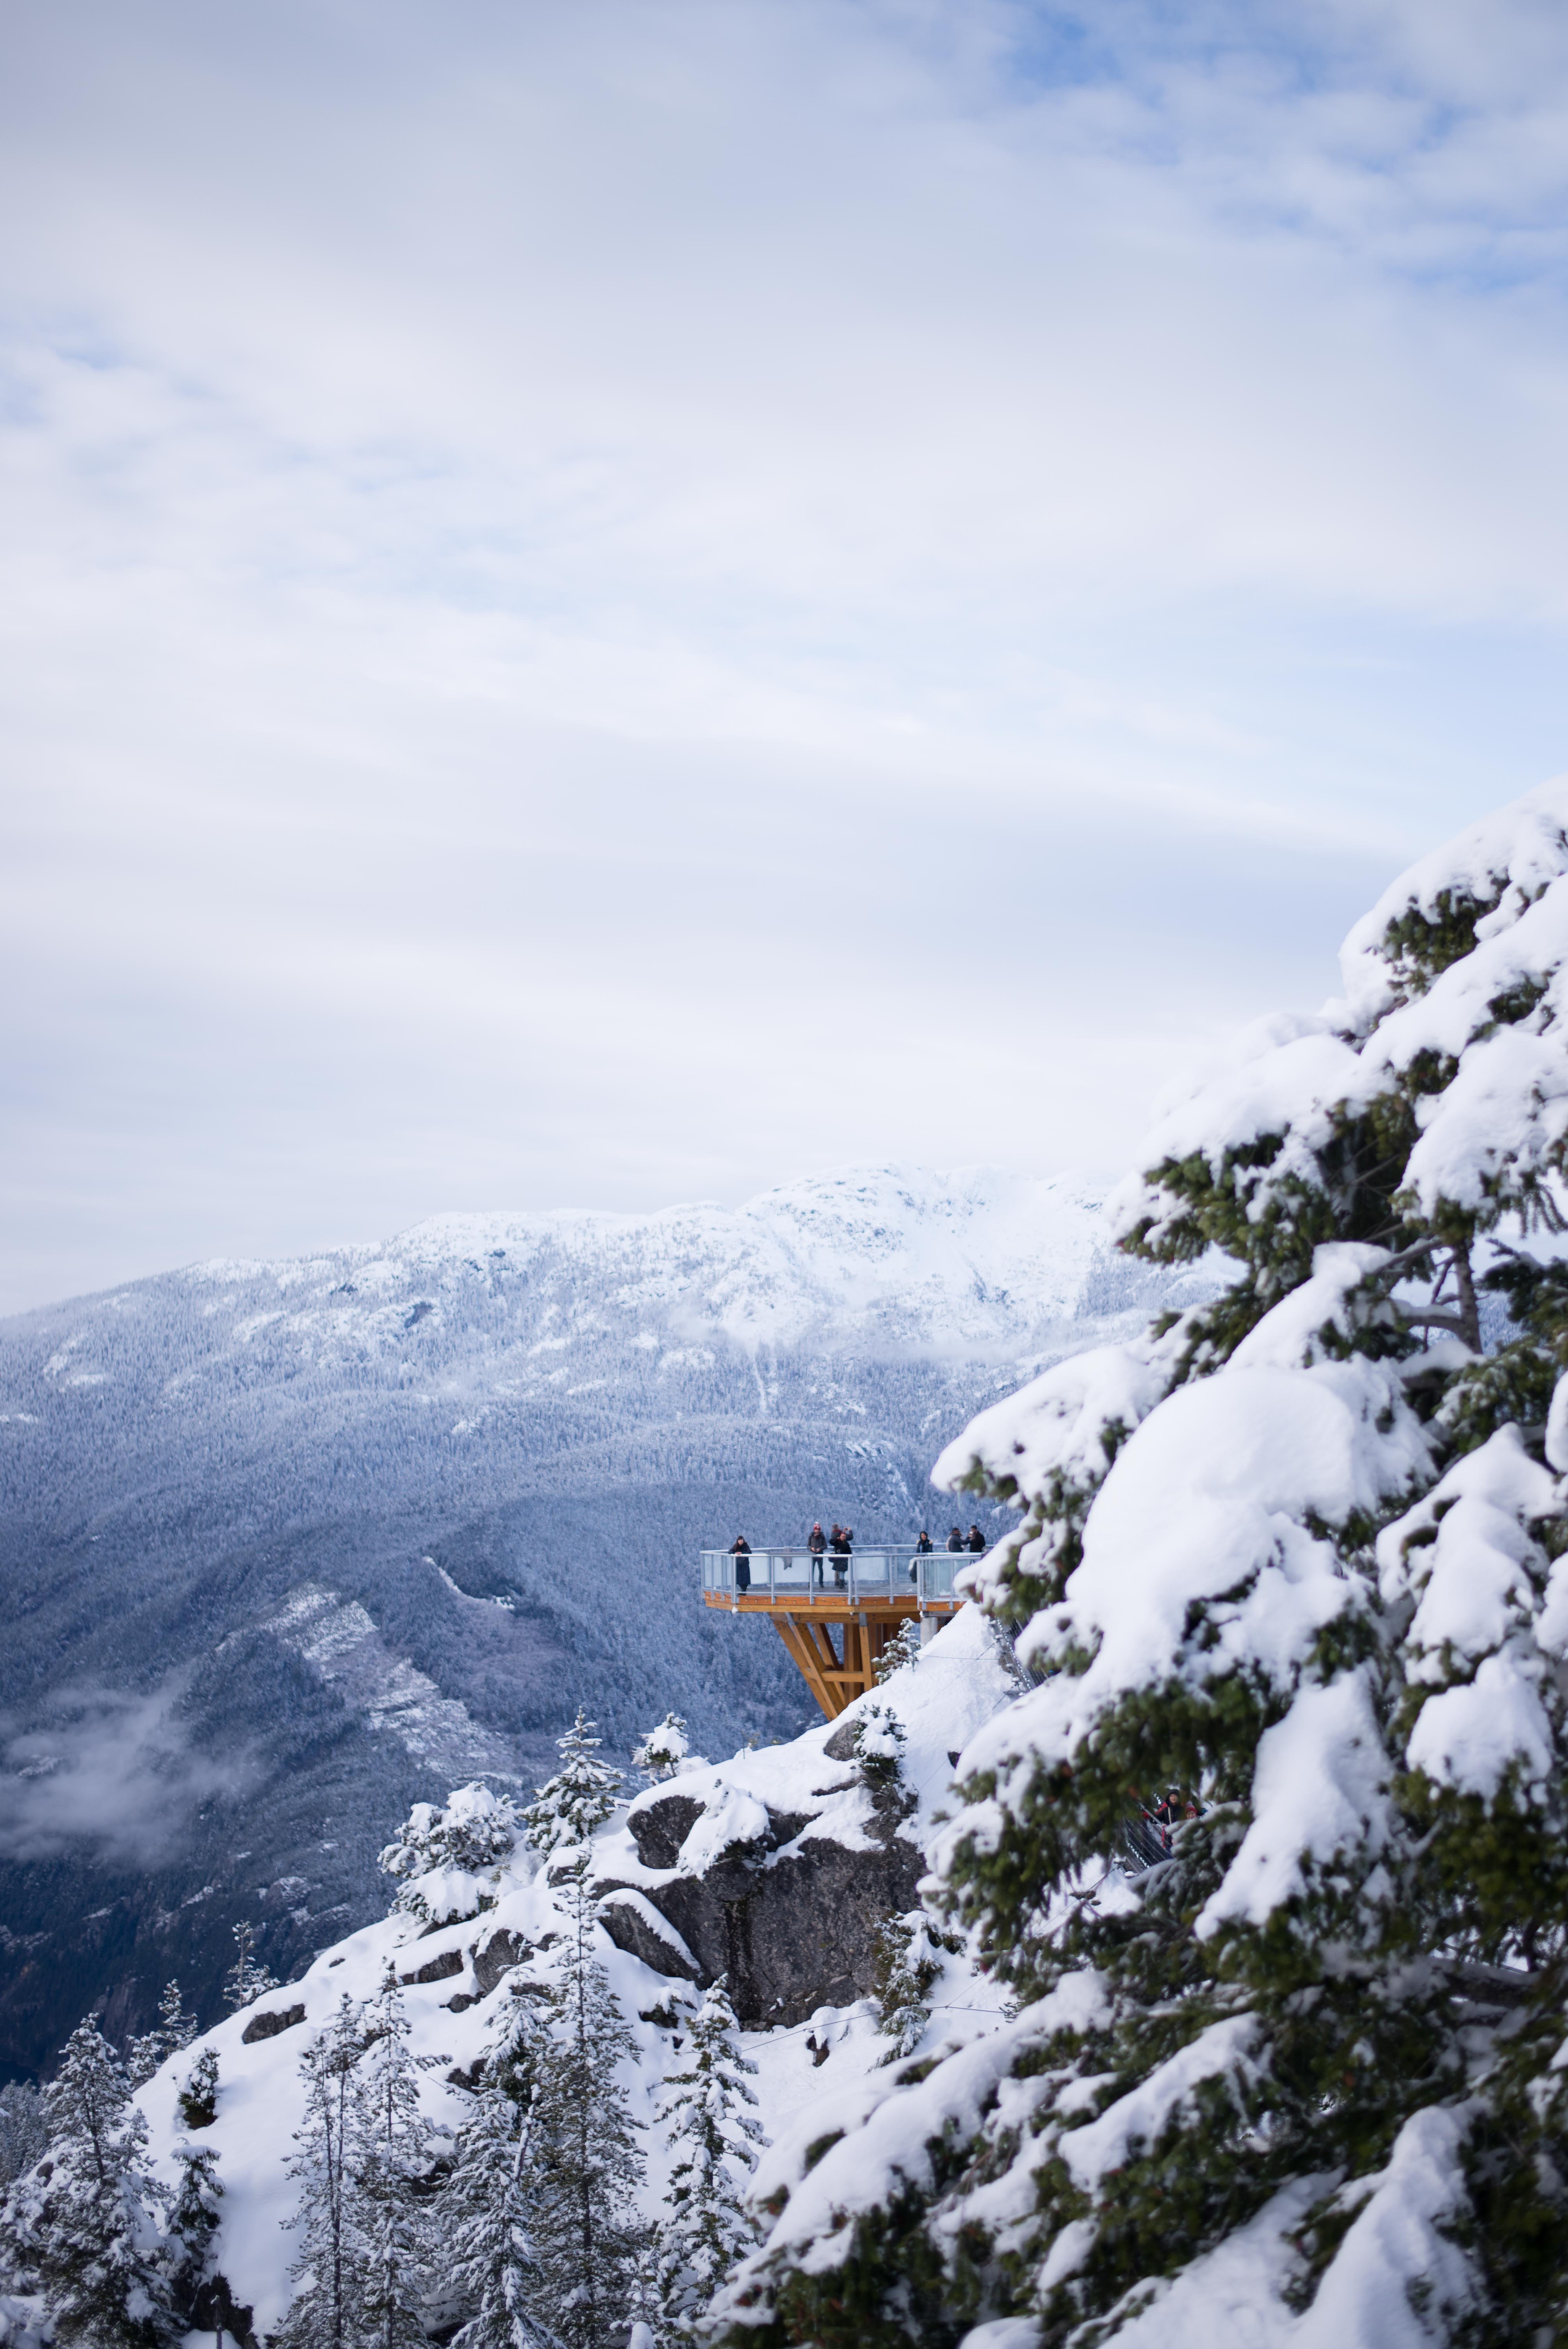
[0,1167,1205,2080]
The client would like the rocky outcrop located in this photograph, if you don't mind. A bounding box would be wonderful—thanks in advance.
[240,2003,305,2043]
[472,1925,528,1996]
[597,1780,921,2027]
[400,1947,463,1985]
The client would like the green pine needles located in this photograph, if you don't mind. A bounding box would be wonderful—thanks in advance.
[522,1712,625,1857]
[656,1977,764,2338]
[707,784,1568,2347]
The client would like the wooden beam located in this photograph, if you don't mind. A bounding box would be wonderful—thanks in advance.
[773,1615,845,1720]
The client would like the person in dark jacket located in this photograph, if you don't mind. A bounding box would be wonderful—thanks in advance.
[808,1522,827,1586]
[946,1526,964,1553]
[730,1534,752,1592]
[967,1524,986,1553]
[830,1523,851,1587]
[915,1530,933,1554]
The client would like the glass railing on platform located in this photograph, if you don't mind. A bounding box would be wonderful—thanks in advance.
[700,1547,966,1607]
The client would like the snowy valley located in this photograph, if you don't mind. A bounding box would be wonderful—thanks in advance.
[0,1169,1203,2080]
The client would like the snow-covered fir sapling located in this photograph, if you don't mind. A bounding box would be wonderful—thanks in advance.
[873,1619,923,1686]
[379,1782,521,1928]
[520,1711,624,1857]
[126,1980,198,2089]
[166,2133,222,2328]
[708,782,1568,2348]
[176,2048,219,2132]
[655,1975,764,2340]
[222,1920,278,2012]
[276,1994,366,2349]
[445,1989,553,2349]
[353,1965,446,2349]
[852,1703,906,1785]
[633,1711,691,1784]
[0,2083,46,2190]
[525,1854,649,2349]
[871,1913,944,2067]
[0,2015,176,2349]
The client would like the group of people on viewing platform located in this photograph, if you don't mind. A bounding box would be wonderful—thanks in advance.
[725,1519,987,1593]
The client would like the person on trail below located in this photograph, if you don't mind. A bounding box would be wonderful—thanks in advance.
[808,1522,827,1585]
[967,1524,986,1553]
[730,1534,752,1592]
[946,1526,964,1552]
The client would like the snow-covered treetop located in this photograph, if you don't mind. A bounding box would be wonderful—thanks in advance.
[1114,775,1568,1275]
[378,1780,520,1926]
[520,1709,623,1856]
[633,1713,691,1784]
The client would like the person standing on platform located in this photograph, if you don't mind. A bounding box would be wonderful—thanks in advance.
[946,1526,964,1553]
[730,1534,752,1592]
[967,1524,986,1553]
[808,1522,827,1586]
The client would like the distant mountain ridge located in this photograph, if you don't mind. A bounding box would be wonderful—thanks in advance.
[0,1166,1212,2078]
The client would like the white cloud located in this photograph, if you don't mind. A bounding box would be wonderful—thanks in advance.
[0,1682,253,1864]
[2,0,1567,1307]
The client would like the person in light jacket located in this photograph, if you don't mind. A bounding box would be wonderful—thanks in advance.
[808,1522,827,1586]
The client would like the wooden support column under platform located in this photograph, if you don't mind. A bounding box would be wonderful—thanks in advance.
[703,1587,962,1720]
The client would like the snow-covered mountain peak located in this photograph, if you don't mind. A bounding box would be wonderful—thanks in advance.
[180,1164,1135,1363]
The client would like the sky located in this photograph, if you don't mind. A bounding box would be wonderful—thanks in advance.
[3,0,1568,1315]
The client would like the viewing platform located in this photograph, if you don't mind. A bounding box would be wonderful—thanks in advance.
[701,1546,968,1720]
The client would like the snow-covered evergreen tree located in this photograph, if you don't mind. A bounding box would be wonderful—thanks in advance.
[0,2086,45,2191]
[633,1713,690,1784]
[127,1982,198,2089]
[0,2017,175,2349]
[655,1977,763,2338]
[176,2048,219,2133]
[521,1713,624,1856]
[851,1702,905,1784]
[527,1856,647,2347]
[447,1991,554,2349]
[354,1964,443,2349]
[709,782,1568,2345]
[379,1783,521,1925]
[222,1921,278,2013]
[276,1995,365,2349]
[873,1620,922,1686]
[871,1913,943,2066]
[165,2136,221,2326]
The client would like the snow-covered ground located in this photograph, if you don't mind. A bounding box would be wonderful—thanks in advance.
[132,1606,1017,2337]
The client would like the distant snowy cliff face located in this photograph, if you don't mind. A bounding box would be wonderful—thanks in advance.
[0,1166,1210,2075]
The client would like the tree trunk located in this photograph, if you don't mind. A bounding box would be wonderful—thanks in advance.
[1454,1242,1481,1352]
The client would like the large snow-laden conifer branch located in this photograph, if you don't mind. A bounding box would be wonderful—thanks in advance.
[713,782,1568,2349]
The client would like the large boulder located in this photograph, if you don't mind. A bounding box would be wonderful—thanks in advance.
[598,1780,919,2026]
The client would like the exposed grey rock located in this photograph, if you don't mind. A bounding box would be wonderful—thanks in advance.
[823,1718,861,1762]
[612,1781,921,2027]
[626,1792,706,1870]
[471,1925,527,1995]
[400,1948,463,1985]
[240,2003,306,2043]
[597,1889,700,1981]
